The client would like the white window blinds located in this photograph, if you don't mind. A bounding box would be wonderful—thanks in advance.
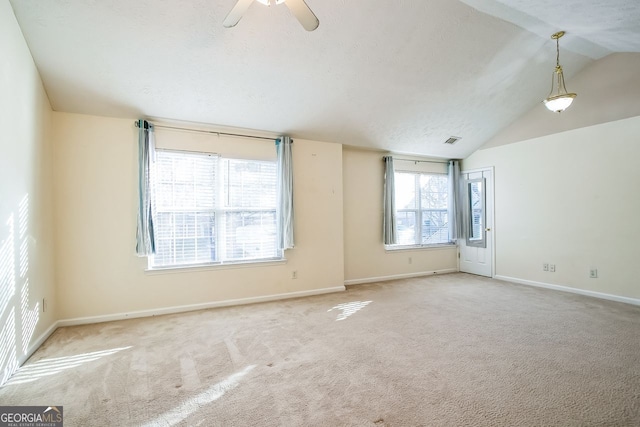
[151,151,280,268]
[222,159,278,261]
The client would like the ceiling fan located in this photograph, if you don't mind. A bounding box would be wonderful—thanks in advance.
[223,0,319,31]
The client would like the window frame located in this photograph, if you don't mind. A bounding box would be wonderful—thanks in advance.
[148,150,283,270]
[386,170,454,250]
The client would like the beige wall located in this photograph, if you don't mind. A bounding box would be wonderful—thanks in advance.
[52,112,345,320]
[463,115,640,299]
[342,147,458,283]
[0,1,56,383]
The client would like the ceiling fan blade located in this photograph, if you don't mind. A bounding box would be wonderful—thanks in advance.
[284,0,319,31]
[223,0,254,28]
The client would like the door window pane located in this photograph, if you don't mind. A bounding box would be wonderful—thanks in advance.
[469,181,483,241]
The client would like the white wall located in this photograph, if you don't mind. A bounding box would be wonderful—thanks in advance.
[342,147,458,283]
[0,0,56,384]
[463,116,640,300]
[52,112,345,320]
[483,53,640,149]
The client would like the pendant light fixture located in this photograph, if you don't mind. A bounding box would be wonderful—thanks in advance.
[543,31,577,113]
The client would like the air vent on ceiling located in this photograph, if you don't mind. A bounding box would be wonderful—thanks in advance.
[444,136,461,145]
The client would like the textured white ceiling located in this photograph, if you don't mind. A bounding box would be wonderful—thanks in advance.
[9,0,640,158]
[460,0,640,58]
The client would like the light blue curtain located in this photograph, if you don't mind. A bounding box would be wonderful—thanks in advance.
[276,136,294,250]
[448,160,462,242]
[136,119,156,256]
[383,156,397,245]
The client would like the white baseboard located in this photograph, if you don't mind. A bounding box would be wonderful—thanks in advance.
[58,286,346,327]
[24,321,59,359]
[2,320,60,385]
[344,269,458,286]
[494,275,640,306]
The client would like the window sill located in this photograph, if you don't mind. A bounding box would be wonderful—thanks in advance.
[384,243,456,252]
[145,258,287,274]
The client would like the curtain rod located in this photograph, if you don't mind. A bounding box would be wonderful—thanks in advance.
[393,158,450,164]
[135,121,277,142]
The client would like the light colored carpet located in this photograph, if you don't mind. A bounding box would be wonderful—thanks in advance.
[1,273,639,426]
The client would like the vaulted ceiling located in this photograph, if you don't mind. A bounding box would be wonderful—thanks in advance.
[9,0,640,158]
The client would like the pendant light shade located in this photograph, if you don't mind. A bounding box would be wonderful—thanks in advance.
[544,31,577,113]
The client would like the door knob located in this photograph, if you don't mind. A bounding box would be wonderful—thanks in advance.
[485,228,491,232]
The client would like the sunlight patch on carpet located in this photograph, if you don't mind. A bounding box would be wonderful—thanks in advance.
[3,346,132,386]
[142,364,257,427]
[328,301,372,321]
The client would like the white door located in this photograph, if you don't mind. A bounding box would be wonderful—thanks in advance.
[459,168,493,277]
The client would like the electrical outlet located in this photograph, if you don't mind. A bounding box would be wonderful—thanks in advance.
[292,271,297,279]
[543,263,549,272]
[550,264,556,273]
[408,257,412,265]
[590,268,598,278]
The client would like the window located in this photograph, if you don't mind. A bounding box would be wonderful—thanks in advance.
[150,150,280,268]
[393,172,450,246]
[466,178,486,247]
